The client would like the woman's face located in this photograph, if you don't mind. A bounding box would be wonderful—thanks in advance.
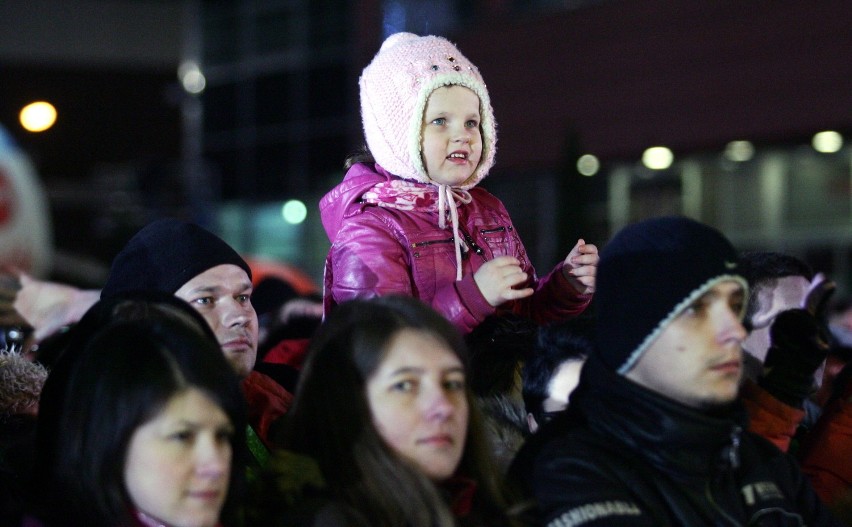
[124,388,233,527]
[366,329,469,481]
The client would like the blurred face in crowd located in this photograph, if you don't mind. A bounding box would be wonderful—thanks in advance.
[421,85,482,187]
[366,329,469,481]
[124,388,233,527]
[175,265,258,378]
[626,281,747,409]
[742,275,810,362]
[831,303,852,332]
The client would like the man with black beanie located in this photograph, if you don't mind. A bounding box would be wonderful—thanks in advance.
[100,219,255,373]
[13,219,291,451]
[512,216,841,526]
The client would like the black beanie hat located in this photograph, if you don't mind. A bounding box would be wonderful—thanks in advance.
[101,219,252,299]
[595,216,748,375]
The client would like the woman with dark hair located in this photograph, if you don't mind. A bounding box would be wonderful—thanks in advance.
[251,295,522,526]
[26,293,247,527]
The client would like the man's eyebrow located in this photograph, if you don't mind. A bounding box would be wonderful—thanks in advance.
[696,290,717,302]
[187,281,252,294]
[696,285,744,302]
[186,285,222,295]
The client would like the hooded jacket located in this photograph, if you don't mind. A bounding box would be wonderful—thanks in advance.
[512,355,842,526]
[319,163,591,333]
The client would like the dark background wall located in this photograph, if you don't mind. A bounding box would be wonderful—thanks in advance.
[457,0,852,170]
[0,0,850,284]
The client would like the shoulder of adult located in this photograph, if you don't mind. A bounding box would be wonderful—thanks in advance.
[528,420,666,526]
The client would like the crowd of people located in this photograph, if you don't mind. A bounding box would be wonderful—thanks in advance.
[0,32,849,526]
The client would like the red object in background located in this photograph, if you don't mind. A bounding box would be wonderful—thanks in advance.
[244,256,318,296]
[0,168,16,225]
[816,353,851,408]
[262,338,311,370]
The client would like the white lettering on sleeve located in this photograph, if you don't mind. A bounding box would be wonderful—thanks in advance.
[547,500,642,527]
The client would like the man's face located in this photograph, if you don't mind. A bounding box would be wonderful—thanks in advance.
[625,281,747,409]
[174,264,258,378]
[742,276,810,362]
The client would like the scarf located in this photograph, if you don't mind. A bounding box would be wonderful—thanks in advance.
[362,179,473,281]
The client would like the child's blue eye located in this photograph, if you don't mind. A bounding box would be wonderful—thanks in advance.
[431,118,446,125]
[465,120,478,128]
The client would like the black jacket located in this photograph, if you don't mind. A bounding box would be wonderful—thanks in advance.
[510,355,842,526]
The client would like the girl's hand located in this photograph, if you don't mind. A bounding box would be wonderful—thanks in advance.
[474,256,534,307]
[562,239,598,295]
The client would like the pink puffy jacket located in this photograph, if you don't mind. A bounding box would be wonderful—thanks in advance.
[320,163,591,334]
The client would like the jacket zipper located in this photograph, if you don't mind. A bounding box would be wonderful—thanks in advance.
[704,425,743,527]
[410,237,454,248]
[479,226,506,234]
[459,227,486,261]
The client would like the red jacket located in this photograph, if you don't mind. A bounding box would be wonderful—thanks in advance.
[798,377,852,505]
[741,379,806,452]
[320,163,591,333]
[242,371,293,448]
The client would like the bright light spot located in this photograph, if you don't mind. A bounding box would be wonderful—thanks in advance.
[19,101,57,132]
[281,200,307,224]
[642,146,673,170]
[179,61,206,94]
[723,140,754,162]
[812,131,843,153]
[576,154,600,176]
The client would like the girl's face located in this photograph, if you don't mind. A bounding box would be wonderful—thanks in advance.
[124,388,233,527]
[366,328,469,481]
[421,85,482,187]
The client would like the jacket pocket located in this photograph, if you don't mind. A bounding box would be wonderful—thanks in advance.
[477,224,517,260]
[409,233,458,301]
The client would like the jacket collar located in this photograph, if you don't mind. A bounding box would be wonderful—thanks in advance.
[577,355,746,481]
[319,162,389,240]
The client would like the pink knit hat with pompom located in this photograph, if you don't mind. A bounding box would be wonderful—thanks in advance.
[359,32,496,190]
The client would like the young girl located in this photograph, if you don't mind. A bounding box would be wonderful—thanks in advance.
[320,32,598,333]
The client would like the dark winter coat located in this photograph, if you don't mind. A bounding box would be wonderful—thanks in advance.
[511,355,843,526]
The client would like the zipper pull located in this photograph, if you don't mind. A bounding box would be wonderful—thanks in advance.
[723,425,741,470]
[462,231,484,256]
